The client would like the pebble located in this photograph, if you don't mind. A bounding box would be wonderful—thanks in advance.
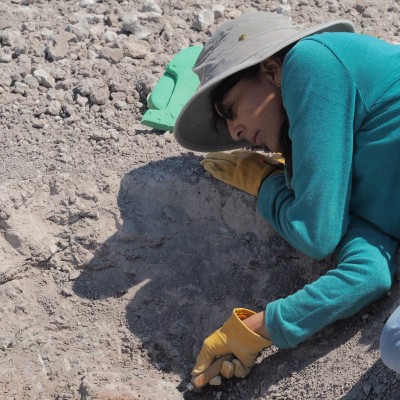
[33,69,55,88]
[102,30,118,43]
[209,376,221,386]
[363,382,372,395]
[141,0,162,14]
[212,5,225,19]
[47,100,62,116]
[75,78,110,105]
[192,10,215,31]
[373,383,387,394]
[123,37,149,59]
[99,46,124,63]
[80,0,96,7]
[0,47,12,63]
[46,32,76,61]
[12,82,28,95]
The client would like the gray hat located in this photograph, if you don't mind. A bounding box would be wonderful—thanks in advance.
[174,12,354,152]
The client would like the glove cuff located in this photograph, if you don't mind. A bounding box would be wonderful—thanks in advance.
[231,308,272,348]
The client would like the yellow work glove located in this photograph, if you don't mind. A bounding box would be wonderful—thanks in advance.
[192,308,272,381]
[200,150,284,196]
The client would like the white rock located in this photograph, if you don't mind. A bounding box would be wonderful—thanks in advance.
[80,0,96,7]
[1,29,20,46]
[0,30,26,55]
[36,28,54,40]
[12,82,28,95]
[192,10,215,31]
[139,11,162,22]
[46,32,75,61]
[99,46,124,63]
[132,25,152,40]
[141,0,162,15]
[275,4,292,16]
[0,47,12,63]
[123,37,149,59]
[227,9,242,19]
[75,78,110,105]
[89,25,105,39]
[114,100,127,110]
[212,4,225,19]
[109,130,119,140]
[121,15,155,39]
[121,15,138,34]
[208,375,221,386]
[102,30,119,43]
[65,19,90,40]
[33,69,55,88]
[76,94,89,106]
[23,74,40,89]
[86,14,104,24]
[106,14,119,27]
[90,131,111,141]
[47,100,62,116]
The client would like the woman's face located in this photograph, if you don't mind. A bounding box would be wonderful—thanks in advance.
[217,58,286,153]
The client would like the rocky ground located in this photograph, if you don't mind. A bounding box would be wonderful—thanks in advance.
[1,0,400,399]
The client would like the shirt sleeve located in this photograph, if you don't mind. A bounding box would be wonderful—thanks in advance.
[258,37,363,259]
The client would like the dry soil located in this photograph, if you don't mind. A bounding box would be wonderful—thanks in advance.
[1,1,400,399]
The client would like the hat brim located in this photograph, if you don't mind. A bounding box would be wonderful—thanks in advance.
[174,19,354,152]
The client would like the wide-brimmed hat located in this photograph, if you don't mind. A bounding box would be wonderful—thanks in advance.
[174,12,354,152]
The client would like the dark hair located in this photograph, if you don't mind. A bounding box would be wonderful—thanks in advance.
[211,63,260,131]
[209,45,294,176]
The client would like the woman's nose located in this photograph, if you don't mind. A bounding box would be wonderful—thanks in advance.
[227,120,244,141]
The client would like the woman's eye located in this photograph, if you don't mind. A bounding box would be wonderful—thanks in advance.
[226,105,234,120]
[215,102,234,121]
[222,104,234,120]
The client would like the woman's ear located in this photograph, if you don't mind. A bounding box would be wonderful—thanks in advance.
[260,57,283,88]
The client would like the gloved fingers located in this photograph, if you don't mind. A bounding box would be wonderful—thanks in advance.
[192,332,228,376]
[232,358,252,379]
[203,151,237,162]
[192,344,216,376]
[208,375,222,386]
[201,161,235,179]
[269,152,285,164]
[230,150,253,156]
[220,360,235,379]
[200,158,235,169]
[200,159,224,172]
[208,150,284,167]
[201,157,237,169]
[232,151,282,169]
[258,153,284,167]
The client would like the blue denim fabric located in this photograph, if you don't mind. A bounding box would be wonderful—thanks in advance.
[380,304,400,373]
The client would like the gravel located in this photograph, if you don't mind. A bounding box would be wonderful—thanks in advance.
[1,0,400,399]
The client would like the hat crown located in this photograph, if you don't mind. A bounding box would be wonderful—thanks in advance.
[193,13,299,87]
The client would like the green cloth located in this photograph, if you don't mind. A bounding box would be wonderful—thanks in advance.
[141,46,202,131]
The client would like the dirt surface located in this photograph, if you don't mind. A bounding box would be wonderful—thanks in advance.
[1,0,400,399]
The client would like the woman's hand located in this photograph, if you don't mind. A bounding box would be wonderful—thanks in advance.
[192,308,272,381]
[242,310,270,339]
[200,151,284,196]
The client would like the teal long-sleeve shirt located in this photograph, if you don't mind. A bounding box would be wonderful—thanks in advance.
[258,32,400,260]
